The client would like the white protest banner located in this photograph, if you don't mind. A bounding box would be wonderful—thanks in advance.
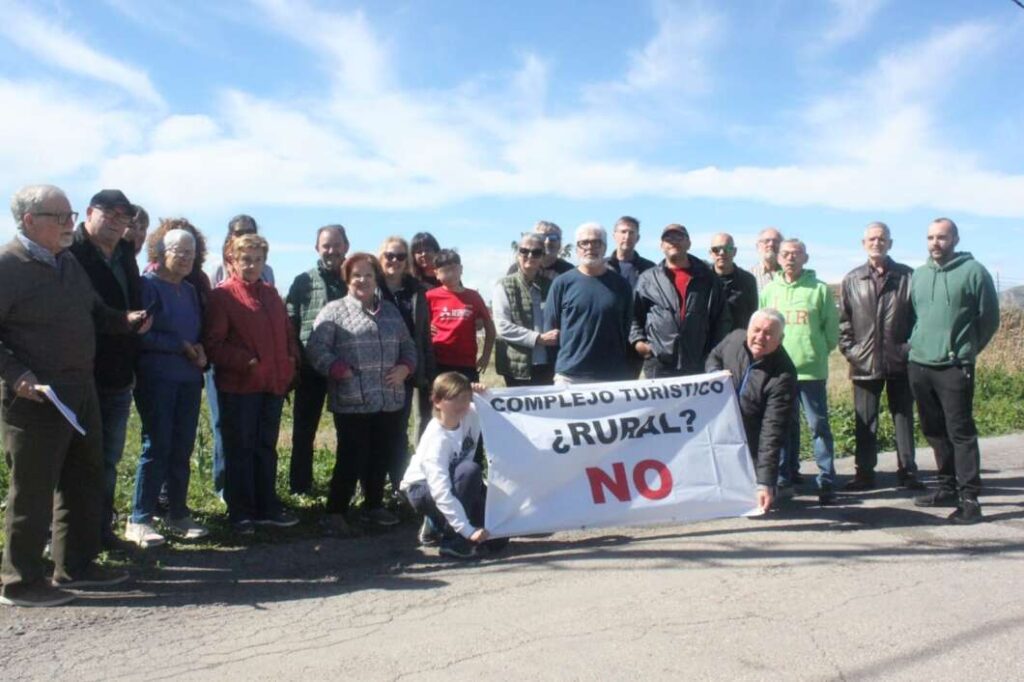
[478,371,758,537]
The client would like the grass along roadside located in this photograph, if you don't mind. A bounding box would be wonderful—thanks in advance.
[1,309,1022,551]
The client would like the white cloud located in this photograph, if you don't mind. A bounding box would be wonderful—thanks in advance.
[0,0,164,106]
[820,0,887,48]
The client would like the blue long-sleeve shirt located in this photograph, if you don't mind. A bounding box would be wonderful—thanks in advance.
[544,268,633,381]
[138,273,203,384]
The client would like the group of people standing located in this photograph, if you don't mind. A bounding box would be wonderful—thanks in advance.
[0,182,1002,606]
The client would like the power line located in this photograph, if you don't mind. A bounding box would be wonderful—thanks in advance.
[1011,0,1024,10]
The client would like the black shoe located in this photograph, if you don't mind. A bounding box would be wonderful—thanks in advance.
[914,489,959,507]
[948,499,983,525]
[232,519,256,536]
[52,564,129,589]
[792,472,807,485]
[255,510,299,528]
[843,474,875,492]
[899,475,927,491]
[818,490,838,506]
[439,535,477,560]
[482,537,510,553]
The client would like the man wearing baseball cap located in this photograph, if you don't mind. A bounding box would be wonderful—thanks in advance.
[630,223,731,378]
[68,189,143,549]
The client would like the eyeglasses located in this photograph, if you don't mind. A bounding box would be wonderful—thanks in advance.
[167,248,195,258]
[518,248,543,258]
[383,252,408,262]
[32,211,78,225]
[576,239,604,248]
[710,246,735,255]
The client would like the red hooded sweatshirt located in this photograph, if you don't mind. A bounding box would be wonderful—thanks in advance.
[204,276,297,395]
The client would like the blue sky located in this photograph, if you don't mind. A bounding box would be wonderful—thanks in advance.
[2,0,1023,293]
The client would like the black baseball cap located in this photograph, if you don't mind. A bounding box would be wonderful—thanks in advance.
[89,189,132,212]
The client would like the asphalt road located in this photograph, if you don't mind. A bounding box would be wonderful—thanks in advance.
[2,434,1022,681]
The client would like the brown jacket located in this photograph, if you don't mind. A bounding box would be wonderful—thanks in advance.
[838,258,915,380]
[0,238,128,388]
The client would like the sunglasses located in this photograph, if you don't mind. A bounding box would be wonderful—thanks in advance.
[383,252,408,262]
[710,246,735,255]
[518,248,544,258]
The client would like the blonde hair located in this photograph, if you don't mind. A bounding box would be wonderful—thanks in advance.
[431,371,472,418]
[378,235,410,276]
[229,233,269,258]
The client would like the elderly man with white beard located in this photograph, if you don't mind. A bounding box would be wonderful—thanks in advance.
[543,222,633,386]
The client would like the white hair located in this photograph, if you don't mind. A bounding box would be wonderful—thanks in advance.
[155,228,196,257]
[575,221,607,244]
[10,184,66,232]
[749,308,785,333]
[864,221,891,239]
[519,233,544,248]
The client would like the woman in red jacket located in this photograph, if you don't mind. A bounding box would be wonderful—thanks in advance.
[205,234,299,533]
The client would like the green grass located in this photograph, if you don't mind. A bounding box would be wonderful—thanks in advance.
[2,356,1022,551]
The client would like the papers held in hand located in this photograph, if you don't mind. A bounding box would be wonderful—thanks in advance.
[35,385,87,436]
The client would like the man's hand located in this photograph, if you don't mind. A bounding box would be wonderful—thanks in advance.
[13,372,44,402]
[128,310,153,334]
[192,343,207,369]
[385,364,410,388]
[476,356,490,374]
[537,329,559,347]
[469,528,490,543]
[757,488,774,513]
[634,340,653,358]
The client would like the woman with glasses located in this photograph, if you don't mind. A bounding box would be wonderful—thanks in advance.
[409,232,441,288]
[306,253,416,535]
[493,233,557,386]
[205,234,299,533]
[377,237,436,486]
[127,225,208,548]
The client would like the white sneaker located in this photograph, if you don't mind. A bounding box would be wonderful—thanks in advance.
[125,521,166,548]
[163,515,209,540]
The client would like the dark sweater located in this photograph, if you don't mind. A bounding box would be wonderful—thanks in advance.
[67,227,141,390]
[0,238,128,389]
[544,268,633,381]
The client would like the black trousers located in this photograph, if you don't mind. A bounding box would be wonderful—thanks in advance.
[289,362,327,494]
[1,383,103,594]
[502,364,555,387]
[908,362,981,497]
[329,410,404,514]
[852,376,917,477]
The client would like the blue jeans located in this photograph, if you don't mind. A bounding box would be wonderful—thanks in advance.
[780,380,836,490]
[218,392,285,524]
[131,378,202,523]
[205,369,225,495]
[98,387,133,536]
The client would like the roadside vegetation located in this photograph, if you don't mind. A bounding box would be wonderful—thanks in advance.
[1,308,1021,550]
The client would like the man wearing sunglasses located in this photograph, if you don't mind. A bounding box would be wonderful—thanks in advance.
[284,224,349,495]
[709,233,758,331]
[630,224,731,378]
[68,189,143,550]
[493,234,558,386]
[506,220,574,280]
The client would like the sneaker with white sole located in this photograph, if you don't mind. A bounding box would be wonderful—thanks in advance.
[125,521,166,548]
[255,510,299,528]
[164,515,209,540]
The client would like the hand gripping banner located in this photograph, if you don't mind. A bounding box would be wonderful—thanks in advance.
[477,371,759,537]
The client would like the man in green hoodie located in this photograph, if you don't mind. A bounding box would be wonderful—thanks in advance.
[760,239,840,504]
[909,218,999,524]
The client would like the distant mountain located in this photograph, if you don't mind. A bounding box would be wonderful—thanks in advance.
[1001,285,1024,310]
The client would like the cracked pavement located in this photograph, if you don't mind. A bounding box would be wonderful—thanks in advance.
[2,434,1023,680]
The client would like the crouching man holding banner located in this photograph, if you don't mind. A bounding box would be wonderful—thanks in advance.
[705,309,797,512]
[478,369,764,537]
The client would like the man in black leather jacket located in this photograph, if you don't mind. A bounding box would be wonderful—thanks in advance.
[630,224,731,378]
[838,221,922,491]
[706,309,797,512]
